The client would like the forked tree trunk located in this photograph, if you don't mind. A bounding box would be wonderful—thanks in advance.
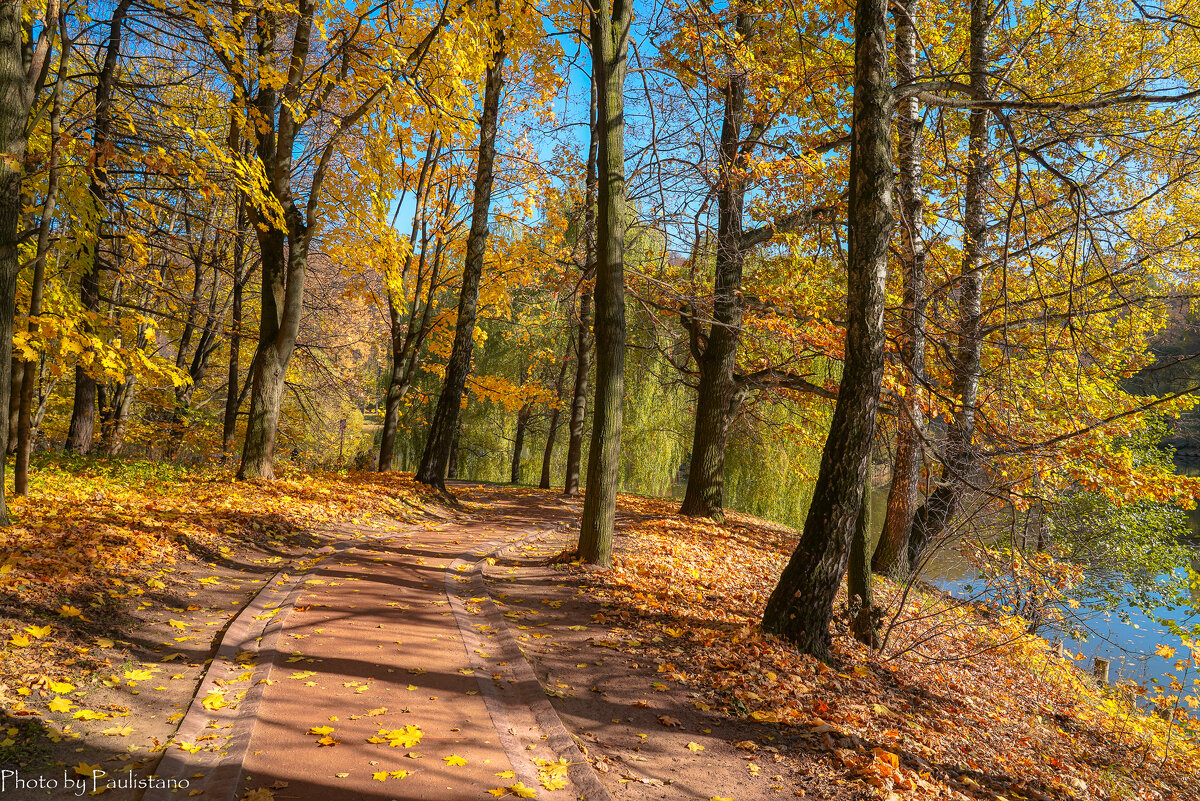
[65,0,131,455]
[238,224,298,479]
[906,0,992,569]
[415,24,506,491]
[873,0,927,578]
[577,0,632,567]
[679,15,753,521]
[761,0,893,660]
[379,137,441,473]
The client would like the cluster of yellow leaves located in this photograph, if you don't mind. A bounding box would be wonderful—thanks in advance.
[367,725,423,748]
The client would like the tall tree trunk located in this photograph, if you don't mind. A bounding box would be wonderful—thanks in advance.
[872,0,927,578]
[906,0,992,570]
[16,43,63,494]
[237,1,320,480]
[679,12,753,521]
[848,474,880,647]
[65,0,131,455]
[221,202,247,453]
[0,2,28,522]
[761,0,893,660]
[510,400,532,484]
[539,342,572,489]
[377,305,411,473]
[446,421,461,480]
[577,0,632,567]
[415,23,506,490]
[97,373,135,456]
[563,76,599,497]
[379,137,440,473]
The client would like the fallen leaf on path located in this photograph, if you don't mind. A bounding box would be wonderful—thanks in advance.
[241,790,274,801]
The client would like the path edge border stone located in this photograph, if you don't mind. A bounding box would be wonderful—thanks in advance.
[447,524,614,801]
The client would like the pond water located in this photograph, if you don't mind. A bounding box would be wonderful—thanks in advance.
[862,487,1200,691]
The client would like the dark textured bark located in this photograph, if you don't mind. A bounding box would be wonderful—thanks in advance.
[873,0,927,578]
[906,0,992,570]
[377,294,413,473]
[679,13,753,521]
[237,0,330,480]
[564,80,598,498]
[97,373,135,456]
[539,342,572,489]
[66,0,131,455]
[446,422,460,480]
[563,284,592,495]
[510,400,532,484]
[761,0,893,660]
[848,476,880,647]
[221,201,249,453]
[415,27,506,490]
[2,0,56,510]
[0,2,25,521]
[14,5,62,494]
[577,0,632,567]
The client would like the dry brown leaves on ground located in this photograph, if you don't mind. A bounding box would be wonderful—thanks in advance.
[557,494,1200,801]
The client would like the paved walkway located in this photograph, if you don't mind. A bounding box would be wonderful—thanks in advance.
[149,488,599,801]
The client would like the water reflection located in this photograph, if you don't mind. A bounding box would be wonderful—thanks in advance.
[864,483,1200,689]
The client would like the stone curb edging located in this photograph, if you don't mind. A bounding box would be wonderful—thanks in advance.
[446,526,614,801]
[142,534,360,801]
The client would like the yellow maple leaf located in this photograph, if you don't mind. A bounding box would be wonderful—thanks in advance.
[201,692,226,710]
[124,669,153,682]
[47,680,74,693]
[9,634,29,647]
[48,696,75,713]
[372,772,388,782]
[100,725,133,737]
[377,725,422,748]
[167,619,188,629]
[25,625,51,639]
[509,783,537,798]
[59,605,83,618]
[307,726,335,736]
[686,742,705,752]
[443,754,467,766]
[74,763,103,778]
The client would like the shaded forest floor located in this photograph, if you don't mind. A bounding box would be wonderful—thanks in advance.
[478,487,1200,801]
[0,463,1196,801]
